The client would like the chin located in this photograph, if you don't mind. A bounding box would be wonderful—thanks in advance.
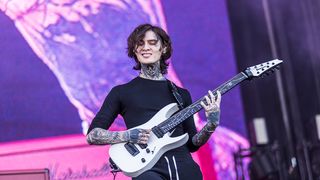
[139,59,159,64]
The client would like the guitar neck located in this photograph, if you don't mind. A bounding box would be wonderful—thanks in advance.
[158,72,249,133]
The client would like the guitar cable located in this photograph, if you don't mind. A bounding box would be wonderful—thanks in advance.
[111,170,117,180]
[109,158,121,179]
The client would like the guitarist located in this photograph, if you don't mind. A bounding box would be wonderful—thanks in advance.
[86,24,222,180]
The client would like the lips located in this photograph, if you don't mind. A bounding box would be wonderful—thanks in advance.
[141,53,152,58]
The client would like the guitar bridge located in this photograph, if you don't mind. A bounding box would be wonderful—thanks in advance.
[124,142,140,156]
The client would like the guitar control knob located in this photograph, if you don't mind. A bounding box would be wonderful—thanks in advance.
[146,148,150,153]
[141,158,146,163]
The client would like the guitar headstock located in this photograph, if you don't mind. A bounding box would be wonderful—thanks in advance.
[244,59,283,79]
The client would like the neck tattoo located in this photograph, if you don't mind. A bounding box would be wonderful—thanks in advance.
[139,62,165,80]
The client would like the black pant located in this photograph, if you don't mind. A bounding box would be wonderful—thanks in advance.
[133,153,203,180]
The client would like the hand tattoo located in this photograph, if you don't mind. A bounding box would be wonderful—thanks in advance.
[127,128,150,144]
[127,129,140,143]
[207,110,220,127]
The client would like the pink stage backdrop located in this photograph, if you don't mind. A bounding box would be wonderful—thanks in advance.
[0,135,128,179]
[0,135,204,180]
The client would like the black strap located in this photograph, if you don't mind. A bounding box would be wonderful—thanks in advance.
[167,80,184,109]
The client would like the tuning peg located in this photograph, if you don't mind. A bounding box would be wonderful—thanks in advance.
[276,66,280,70]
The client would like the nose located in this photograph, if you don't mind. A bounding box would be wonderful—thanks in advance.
[141,42,151,51]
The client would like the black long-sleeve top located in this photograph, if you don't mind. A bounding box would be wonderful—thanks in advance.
[87,76,200,154]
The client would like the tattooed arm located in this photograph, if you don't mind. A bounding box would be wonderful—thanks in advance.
[192,91,221,147]
[192,111,220,146]
[86,128,128,145]
[86,128,150,145]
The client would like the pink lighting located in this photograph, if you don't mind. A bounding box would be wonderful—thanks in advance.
[0,135,129,179]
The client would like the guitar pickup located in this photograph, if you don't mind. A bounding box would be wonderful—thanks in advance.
[124,142,140,156]
[152,126,164,138]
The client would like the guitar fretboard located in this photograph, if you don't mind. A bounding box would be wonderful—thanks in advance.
[158,72,249,133]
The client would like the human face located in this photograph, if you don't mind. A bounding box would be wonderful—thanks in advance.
[135,30,164,64]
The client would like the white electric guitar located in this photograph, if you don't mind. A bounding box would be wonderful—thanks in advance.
[109,59,283,177]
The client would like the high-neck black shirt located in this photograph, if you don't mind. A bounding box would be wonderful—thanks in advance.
[88,76,200,153]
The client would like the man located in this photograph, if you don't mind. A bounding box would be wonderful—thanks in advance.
[86,24,221,180]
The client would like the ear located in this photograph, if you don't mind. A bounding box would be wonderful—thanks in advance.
[162,47,167,54]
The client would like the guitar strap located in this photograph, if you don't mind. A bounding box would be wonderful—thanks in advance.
[166,80,185,109]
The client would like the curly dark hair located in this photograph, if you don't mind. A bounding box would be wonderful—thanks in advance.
[127,24,172,74]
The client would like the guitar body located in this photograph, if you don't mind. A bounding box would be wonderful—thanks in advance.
[109,103,189,177]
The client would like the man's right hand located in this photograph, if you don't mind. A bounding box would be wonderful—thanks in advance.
[126,129,151,144]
